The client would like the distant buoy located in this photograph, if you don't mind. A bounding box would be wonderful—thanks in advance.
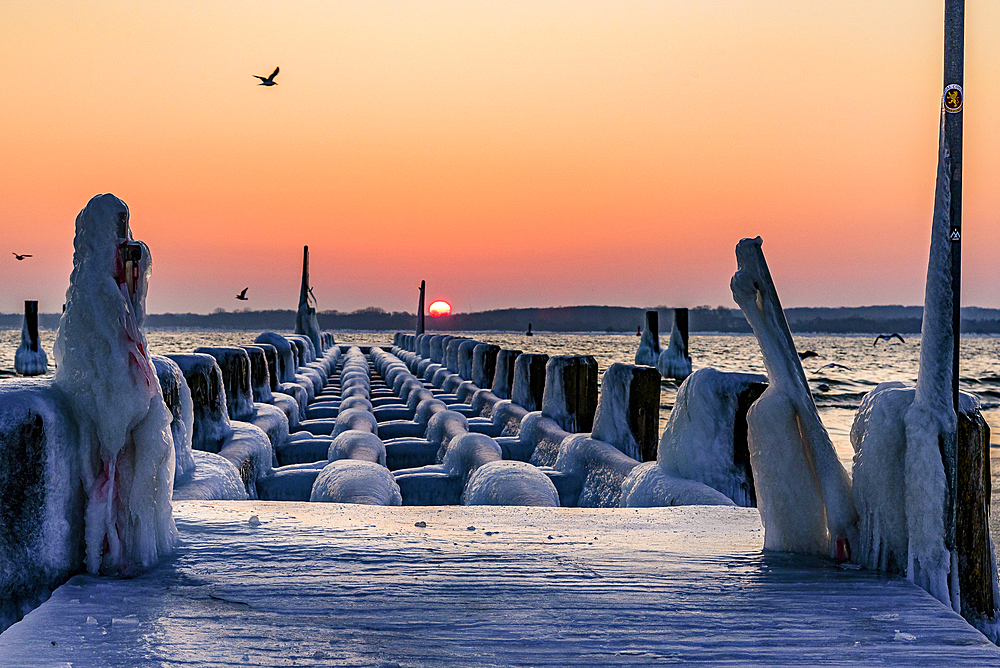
[526,323,533,337]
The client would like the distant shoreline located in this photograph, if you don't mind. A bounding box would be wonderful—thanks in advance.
[5,305,1000,335]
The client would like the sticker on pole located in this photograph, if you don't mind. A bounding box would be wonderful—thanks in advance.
[944,84,963,113]
[950,228,961,242]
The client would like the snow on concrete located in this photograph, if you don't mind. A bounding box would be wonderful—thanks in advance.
[2,502,997,666]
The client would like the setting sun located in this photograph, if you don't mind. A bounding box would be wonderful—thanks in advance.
[428,300,452,317]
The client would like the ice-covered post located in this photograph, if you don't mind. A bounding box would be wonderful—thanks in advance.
[295,245,323,354]
[731,237,856,558]
[14,300,48,376]
[541,355,599,433]
[416,280,426,335]
[635,310,660,367]
[512,353,548,412]
[491,349,522,400]
[588,363,661,462]
[657,308,692,380]
[944,0,964,413]
[53,194,176,575]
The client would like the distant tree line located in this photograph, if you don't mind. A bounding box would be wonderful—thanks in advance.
[3,305,1000,334]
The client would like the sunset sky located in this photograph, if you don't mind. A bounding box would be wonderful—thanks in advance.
[2,1,1000,315]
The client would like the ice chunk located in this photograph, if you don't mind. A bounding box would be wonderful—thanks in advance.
[172,450,248,501]
[656,368,767,506]
[463,461,559,507]
[151,355,196,483]
[731,236,856,557]
[53,194,176,575]
[310,460,402,505]
[254,333,296,383]
[14,302,48,376]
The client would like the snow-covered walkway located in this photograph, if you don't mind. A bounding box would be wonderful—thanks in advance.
[2,502,997,667]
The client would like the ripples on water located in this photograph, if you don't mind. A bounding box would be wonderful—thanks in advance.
[3,329,999,469]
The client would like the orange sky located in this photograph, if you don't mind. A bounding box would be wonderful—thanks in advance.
[2,1,1000,315]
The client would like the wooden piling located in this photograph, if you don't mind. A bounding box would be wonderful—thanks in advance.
[512,353,548,412]
[674,308,689,356]
[491,349,522,400]
[23,301,39,352]
[417,280,426,335]
[645,311,660,353]
[542,355,599,433]
[955,403,997,633]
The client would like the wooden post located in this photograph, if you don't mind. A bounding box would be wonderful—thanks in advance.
[417,280,426,335]
[491,349,523,400]
[542,355,599,433]
[675,308,689,358]
[512,353,548,412]
[24,301,39,352]
[646,311,660,353]
[591,363,660,462]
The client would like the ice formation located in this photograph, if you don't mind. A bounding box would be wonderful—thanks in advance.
[731,236,856,557]
[849,109,999,639]
[152,355,196,484]
[634,311,660,367]
[294,245,324,354]
[310,460,402,505]
[656,311,692,380]
[656,368,767,506]
[255,332,297,383]
[52,194,176,575]
[13,302,48,376]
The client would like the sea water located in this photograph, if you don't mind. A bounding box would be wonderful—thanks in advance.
[3,329,999,462]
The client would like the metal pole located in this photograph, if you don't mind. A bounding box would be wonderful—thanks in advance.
[944,0,964,411]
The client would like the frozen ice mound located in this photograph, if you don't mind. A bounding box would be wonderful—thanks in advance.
[656,367,767,507]
[152,355,196,483]
[310,460,402,505]
[173,450,249,501]
[0,379,84,632]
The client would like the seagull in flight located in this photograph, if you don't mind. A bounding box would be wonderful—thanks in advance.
[873,333,905,346]
[811,363,852,373]
[12,253,32,261]
[236,287,249,301]
[253,67,279,86]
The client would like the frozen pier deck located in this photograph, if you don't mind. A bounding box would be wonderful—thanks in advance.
[2,503,998,667]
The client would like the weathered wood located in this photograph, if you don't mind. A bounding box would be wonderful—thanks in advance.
[417,280,426,335]
[955,405,997,630]
[512,354,548,412]
[491,349,522,400]
[472,344,500,389]
[542,355,598,433]
[733,382,767,506]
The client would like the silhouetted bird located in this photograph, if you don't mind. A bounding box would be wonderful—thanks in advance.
[797,350,819,360]
[253,67,279,86]
[811,363,852,373]
[236,287,249,301]
[873,333,905,346]
[12,253,31,261]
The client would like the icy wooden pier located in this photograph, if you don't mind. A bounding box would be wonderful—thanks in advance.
[2,502,998,667]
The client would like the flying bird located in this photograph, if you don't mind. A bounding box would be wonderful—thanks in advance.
[236,287,249,301]
[811,363,852,373]
[873,333,905,346]
[253,67,279,86]
[12,253,31,261]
